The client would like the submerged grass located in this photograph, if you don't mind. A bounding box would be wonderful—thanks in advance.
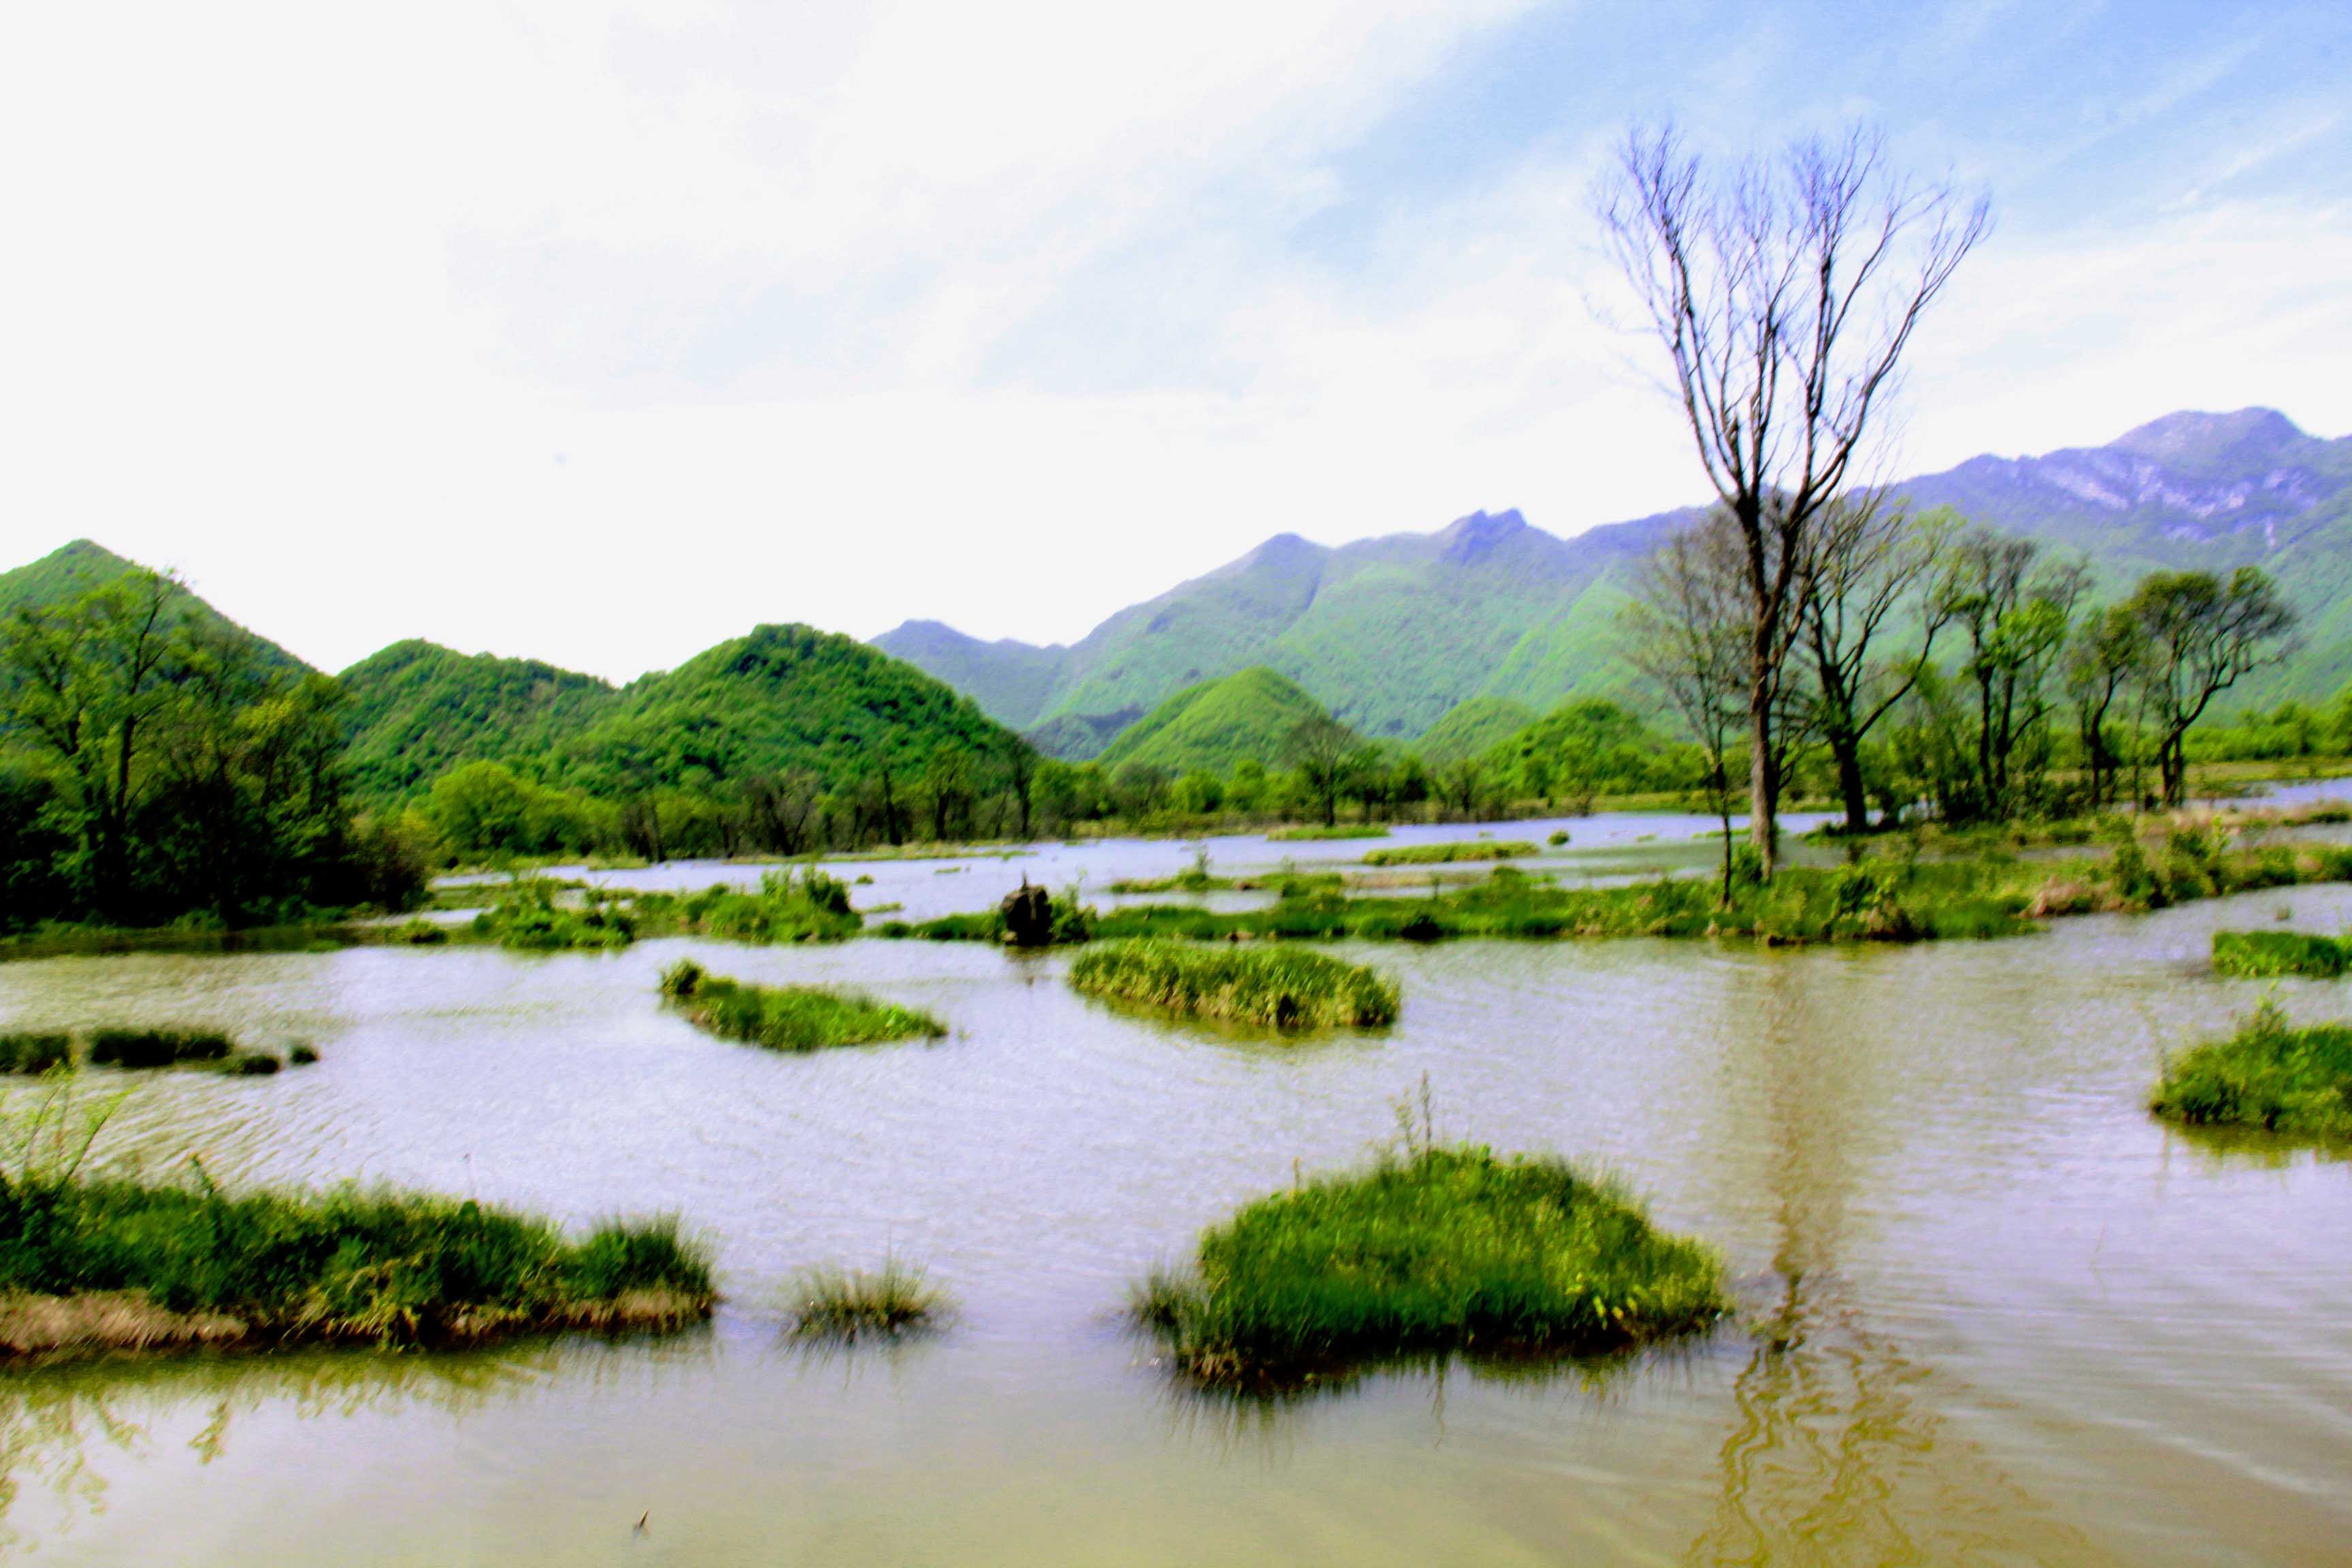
[1068,939,1399,1028]
[2212,929,2349,979]
[1362,840,1540,867]
[0,1176,714,1356]
[783,1258,950,1341]
[2151,998,2352,1142]
[1134,1144,1727,1386]
[659,960,946,1053]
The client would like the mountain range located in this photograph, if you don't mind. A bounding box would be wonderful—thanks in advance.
[876,408,2352,756]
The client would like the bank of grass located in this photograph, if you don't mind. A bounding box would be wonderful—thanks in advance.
[1134,1143,1727,1386]
[783,1258,949,1341]
[0,1173,713,1357]
[2151,998,2352,1141]
[0,1034,72,1075]
[2212,929,2348,979]
[877,885,1094,945]
[646,867,863,945]
[1362,840,1539,867]
[659,960,945,1053]
[3,1029,317,1077]
[1068,939,1399,1028]
[1269,823,1389,841]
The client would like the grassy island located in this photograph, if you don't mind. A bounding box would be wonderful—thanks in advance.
[2151,998,2352,1141]
[0,1178,712,1358]
[1268,824,1389,841]
[1134,1145,1727,1386]
[1068,939,1399,1028]
[2212,929,2349,979]
[659,960,946,1052]
[1362,840,1539,867]
[470,879,636,951]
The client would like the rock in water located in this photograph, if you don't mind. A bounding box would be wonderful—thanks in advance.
[1000,879,1054,947]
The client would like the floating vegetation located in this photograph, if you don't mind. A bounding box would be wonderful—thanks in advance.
[1134,1142,1727,1387]
[783,1258,950,1341]
[659,960,946,1053]
[2151,997,2352,1142]
[2211,929,2348,979]
[1068,939,1399,1029]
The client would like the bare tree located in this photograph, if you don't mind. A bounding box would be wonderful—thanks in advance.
[2126,568,2298,807]
[1624,514,1749,903]
[1596,124,1989,874]
[1803,496,1953,832]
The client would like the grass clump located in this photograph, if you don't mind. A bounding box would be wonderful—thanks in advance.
[87,1029,233,1069]
[1068,939,1399,1029]
[2151,997,2352,1141]
[659,960,946,1053]
[1363,840,1539,867]
[2212,929,2348,979]
[1134,1144,1727,1386]
[666,867,862,944]
[0,1034,71,1075]
[783,1258,949,1341]
[470,878,634,951]
[0,1155,715,1356]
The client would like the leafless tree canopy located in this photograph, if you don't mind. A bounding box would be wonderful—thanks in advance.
[1596,122,1989,871]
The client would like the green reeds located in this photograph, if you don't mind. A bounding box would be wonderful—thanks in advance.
[671,868,862,945]
[2151,997,2352,1141]
[1133,1144,1727,1386]
[783,1257,950,1340]
[470,877,634,951]
[1362,840,1539,867]
[0,1173,715,1356]
[2212,929,2348,979]
[659,960,946,1053]
[1067,939,1399,1028]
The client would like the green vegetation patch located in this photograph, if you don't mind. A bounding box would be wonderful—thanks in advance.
[2212,929,2349,979]
[660,961,945,1053]
[0,1034,71,1076]
[2152,998,2352,1141]
[1267,823,1389,841]
[0,1175,713,1356]
[1134,1145,1727,1386]
[1362,840,1539,867]
[470,879,634,951]
[783,1258,951,1341]
[87,1029,233,1069]
[662,868,862,944]
[1068,939,1399,1029]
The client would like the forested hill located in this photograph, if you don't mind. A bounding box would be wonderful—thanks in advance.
[337,640,620,798]
[0,539,308,676]
[875,408,2352,755]
[1094,667,1337,776]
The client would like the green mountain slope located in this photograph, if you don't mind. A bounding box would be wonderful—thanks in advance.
[338,640,619,798]
[877,409,2352,745]
[0,539,308,674]
[1095,667,1334,775]
[1414,697,1537,767]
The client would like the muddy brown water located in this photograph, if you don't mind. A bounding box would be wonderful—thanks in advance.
[0,833,2347,1564]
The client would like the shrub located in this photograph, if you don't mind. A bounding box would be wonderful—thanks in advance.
[1068,939,1399,1028]
[288,1043,320,1066]
[2151,997,2352,1141]
[1135,1145,1727,1385]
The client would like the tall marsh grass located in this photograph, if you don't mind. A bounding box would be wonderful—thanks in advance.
[1068,939,1399,1028]
[2211,929,2348,979]
[783,1257,950,1340]
[2151,997,2352,1141]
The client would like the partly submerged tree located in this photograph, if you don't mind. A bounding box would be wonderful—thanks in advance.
[2125,568,2298,806]
[1595,123,1989,874]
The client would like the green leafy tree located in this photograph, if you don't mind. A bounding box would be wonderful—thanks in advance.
[2125,568,2298,806]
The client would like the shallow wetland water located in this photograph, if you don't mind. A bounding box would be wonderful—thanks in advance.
[0,816,2348,1564]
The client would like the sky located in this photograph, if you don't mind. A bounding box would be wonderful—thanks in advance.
[2,1,2347,680]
